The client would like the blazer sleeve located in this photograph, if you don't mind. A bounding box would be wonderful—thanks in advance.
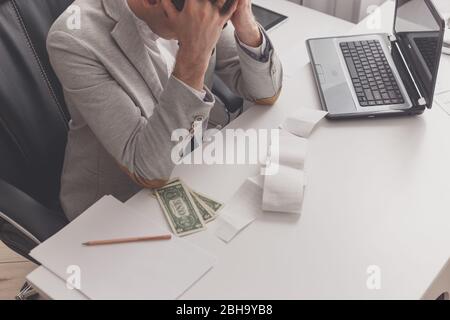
[215,24,283,104]
[47,31,214,183]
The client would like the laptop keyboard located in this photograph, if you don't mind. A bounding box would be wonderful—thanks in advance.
[340,40,405,107]
[414,37,438,74]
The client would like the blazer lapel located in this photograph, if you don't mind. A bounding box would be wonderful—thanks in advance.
[103,0,163,102]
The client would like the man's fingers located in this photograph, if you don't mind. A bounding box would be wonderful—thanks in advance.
[161,0,179,19]
[214,0,238,15]
[221,0,238,15]
[188,0,210,11]
[221,0,239,20]
[215,0,226,8]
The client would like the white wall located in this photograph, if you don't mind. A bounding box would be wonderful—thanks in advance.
[287,0,386,23]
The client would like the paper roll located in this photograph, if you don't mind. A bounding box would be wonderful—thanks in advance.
[262,165,306,214]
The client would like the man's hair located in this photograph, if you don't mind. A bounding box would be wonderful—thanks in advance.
[171,0,236,14]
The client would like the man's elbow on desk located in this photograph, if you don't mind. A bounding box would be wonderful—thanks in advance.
[118,163,169,190]
[254,88,282,106]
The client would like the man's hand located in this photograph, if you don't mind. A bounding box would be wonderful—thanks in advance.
[228,0,262,48]
[162,0,238,91]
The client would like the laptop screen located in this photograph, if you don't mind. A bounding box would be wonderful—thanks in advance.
[394,0,444,106]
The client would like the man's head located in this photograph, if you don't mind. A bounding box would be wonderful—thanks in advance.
[171,0,236,14]
[128,0,177,40]
[127,0,236,40]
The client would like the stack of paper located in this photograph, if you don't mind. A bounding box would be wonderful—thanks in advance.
[30,196,216,300]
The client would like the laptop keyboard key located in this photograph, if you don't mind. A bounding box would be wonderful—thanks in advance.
[373,91,382,100]
[345,57,358,78]
[365,89,374,101]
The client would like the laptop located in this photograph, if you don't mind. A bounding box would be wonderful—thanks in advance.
[306,0,446,119]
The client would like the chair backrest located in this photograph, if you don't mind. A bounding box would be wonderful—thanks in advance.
[0,0,74,211]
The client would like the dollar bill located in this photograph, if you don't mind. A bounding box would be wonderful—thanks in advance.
[167,179,223,210]
[155,182,205,236]
[153,178,224,226]
[192,191,224,215]
[149,178,181,198]
[190,191,215,223]
[174,180,223,218]
[168,179,217,223]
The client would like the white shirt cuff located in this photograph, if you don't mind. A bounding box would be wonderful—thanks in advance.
[236,29,267,58]
[172,76,208,101]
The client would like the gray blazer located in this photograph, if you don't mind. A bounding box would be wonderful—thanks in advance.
[48,0,283,220]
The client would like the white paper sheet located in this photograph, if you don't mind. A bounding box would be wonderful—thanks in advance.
[436,91,450,116]
[248,175,265,188]
[279,43,308,79]
[262,165,306,214]
[215,179,263,243]
[280,108,328,138]
[435,55,450,95]
[30,196,216,300]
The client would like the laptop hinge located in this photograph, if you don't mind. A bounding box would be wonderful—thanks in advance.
[389,35,427,107]
[388,34,397,42]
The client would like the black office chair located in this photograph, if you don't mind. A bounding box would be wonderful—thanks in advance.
[0,0,73,263]
[0,0,243,263]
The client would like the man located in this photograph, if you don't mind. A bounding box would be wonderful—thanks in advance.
[48,0,283,220]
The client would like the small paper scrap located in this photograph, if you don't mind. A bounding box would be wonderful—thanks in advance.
[215,179,263,243]
[281,108,328,138]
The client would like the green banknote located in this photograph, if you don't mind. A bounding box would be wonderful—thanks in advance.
[153,178,224,231]
[168,179,217,222]
[167,179,223,214]
[193,192,224,214]
[155,182,205,236]
[190,191,215,223]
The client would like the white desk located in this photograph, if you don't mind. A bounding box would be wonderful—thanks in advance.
[28,0,450,300]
